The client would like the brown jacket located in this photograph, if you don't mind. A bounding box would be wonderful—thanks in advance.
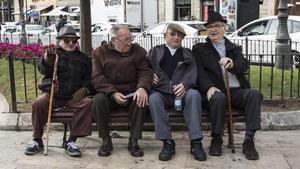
[92,42,153,95]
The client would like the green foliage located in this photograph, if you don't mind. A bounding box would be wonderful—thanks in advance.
[0,58,43,108]
[250,65,300,100]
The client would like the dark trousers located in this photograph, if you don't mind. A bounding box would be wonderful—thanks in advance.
[32,93,93,138]
[92,92,146,139]
[202,88,262,136]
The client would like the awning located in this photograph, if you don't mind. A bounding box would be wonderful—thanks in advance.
[27,5,53,14]
[41,7,78,17]
[71,6,80,13]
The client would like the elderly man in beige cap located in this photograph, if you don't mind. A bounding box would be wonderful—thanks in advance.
[147,23,206,161]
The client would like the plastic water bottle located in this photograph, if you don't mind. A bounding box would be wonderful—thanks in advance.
[174,96,182,111]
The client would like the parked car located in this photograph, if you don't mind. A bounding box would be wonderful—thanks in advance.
[91,22,141,36]
[91,22,141,48]
[227,15,300,65]
[2,24,46,44]
[133,21,207,50]
[136,21,206,37]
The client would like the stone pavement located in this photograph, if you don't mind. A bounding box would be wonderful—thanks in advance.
[0,130,299,169]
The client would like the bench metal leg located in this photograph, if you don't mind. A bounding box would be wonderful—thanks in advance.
[62,123,68,148]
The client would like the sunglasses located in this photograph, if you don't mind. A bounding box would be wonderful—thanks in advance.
[63,38,78,44]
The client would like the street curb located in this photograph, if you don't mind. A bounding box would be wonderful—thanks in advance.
[0,111,300,131]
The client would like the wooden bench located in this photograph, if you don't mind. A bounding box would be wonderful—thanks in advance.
[51,107,245,152]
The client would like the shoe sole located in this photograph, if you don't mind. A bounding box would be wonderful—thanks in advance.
[24,147,43,155]
[66,152,81,157]
[209,152,222,156]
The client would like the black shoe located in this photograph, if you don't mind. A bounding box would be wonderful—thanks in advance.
[190,140,207,161]
[128,138,144,157]
[209,137,223,156]
[25,140,43,155]
[159,139,175,161]
[65,142,81,157]
[242,139,259,160]
[98,137,113,157]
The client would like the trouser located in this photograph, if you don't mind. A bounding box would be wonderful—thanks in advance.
[202,88,262,136]
[92,92,146,139]
[149,89,203,141]
[32,93,93,138]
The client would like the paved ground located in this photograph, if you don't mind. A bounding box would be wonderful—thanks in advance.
[0,130,299,169]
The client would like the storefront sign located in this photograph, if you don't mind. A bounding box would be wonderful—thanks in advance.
[219,0,237,31]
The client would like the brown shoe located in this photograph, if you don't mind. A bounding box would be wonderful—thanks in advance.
[128,138,144,157]
[98,137,113,157]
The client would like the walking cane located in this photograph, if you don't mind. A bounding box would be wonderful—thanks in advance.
[224,68,235,153]
[44,54,59,155]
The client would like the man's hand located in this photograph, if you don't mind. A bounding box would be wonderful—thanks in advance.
[219,57,233,69]
[133,88,148,107]
[44,47,57,65]
[72,87,88,102]
[173,83,186,97]
[152,73,160,85]
[207,86,220,101]
[112,92,128,105]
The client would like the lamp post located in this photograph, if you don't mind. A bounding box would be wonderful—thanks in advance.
[18,0,27,45]
[140,0,144,32]
[275,0,291,69]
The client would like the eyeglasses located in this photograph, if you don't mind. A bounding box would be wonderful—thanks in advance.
[206,24,225,30]
[116,37,134,43]
[168,31,184,37]
[63,38,78,44]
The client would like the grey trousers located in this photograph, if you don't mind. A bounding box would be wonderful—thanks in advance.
[149,89,203,141]
[203,88,262,136]
[92,92,146,139]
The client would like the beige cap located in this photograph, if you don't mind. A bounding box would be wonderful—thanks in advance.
[164,23,186,37]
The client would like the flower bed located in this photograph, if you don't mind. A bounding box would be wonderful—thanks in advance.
[0,43,55,59]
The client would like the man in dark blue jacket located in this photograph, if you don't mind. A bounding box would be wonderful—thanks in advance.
[193,11,262,160]
[148,23,206,161]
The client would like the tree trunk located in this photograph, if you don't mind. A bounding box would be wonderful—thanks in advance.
[80,0,92,56]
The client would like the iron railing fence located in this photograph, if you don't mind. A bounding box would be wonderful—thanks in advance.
[1,35,300,113]
[2,33,300,63]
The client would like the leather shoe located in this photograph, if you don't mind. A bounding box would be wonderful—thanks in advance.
[209,137,223,156]
[159,139,175,161]
[242,139,259,160]
[128,138,144,157]
[98,137,113,157]
[190,140,207,161]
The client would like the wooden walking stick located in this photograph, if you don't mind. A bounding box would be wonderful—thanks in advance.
[224,68,235,153]
[44,54,59,155]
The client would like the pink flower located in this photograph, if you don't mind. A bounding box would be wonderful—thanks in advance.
[0,43,54,59]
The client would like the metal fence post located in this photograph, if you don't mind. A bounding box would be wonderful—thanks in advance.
[8,55,17,113]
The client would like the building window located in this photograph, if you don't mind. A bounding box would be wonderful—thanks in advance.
[175,0,191,21]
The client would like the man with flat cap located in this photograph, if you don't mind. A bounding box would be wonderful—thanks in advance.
[192,11,262,160]
[25,26,93,157]
[148,23,206,161]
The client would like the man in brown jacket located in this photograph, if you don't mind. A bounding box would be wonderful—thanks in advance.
[92,25,153,157]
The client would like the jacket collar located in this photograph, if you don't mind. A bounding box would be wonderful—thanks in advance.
[205,36,237,51]
[161,44,193,63]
